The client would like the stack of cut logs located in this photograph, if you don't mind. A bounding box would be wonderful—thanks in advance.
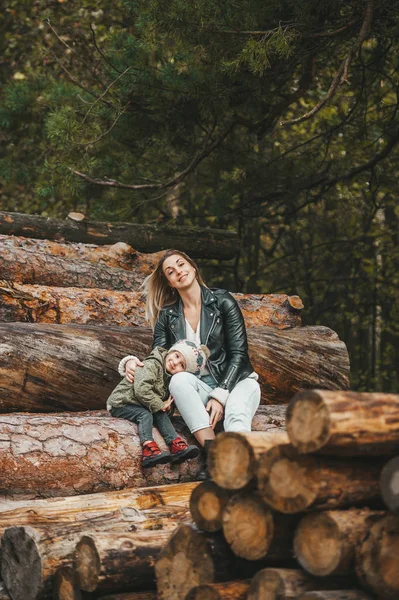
[0,211,360,599]
[155,389,399,600]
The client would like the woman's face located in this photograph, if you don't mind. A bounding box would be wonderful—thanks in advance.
[162,254,196,290]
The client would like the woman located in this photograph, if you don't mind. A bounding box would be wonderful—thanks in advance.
[120,249,260,461]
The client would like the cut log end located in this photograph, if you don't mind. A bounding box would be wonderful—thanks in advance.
[155,524,214,600]
[0,526,42,600]
[380,456,399,513]
[294,513,341,576]
[74,535,101,593]
[189,481,230,532]
[257,445,318,513]
[222,493,273,561]
[186,586,220,600]
[208,433,255,490]
[186,581,250,600]
[247,568,283,600]
[53,567,82,600]
[286,391,330,453]
[288,295,304,310]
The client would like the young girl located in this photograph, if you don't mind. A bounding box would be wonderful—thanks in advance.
[107,339,209,468]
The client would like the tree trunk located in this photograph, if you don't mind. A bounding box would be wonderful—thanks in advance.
[73,530,172,595]
[287,390,399,455]
[247,568,354,600]
[0,283,302,329]
[0,233,163,272]
[0,245,150,291]
[297,593,372,600]
[293,509,385,576]
[189,480,231,533]
[355,513,399,600]
[0,481,197,530]
[256,445,382,513]
[380,455,399,513]
[208,431,289,491]
[0,211,238,259]
[186,581,250,600]
[0,323,348,412]
[222,492,296,561]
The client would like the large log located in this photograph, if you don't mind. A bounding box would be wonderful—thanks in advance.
[0,233,163,272]
[190,481,231,533]
[247,568,354,600]
[186,581,250,600]
[293,509,385,576]
[355,513,399,600]
[208,431,289,490]
[256,444,382,513]
[0,211,238,259]
[0,283,302,329]
[0,323,349,412]
[0,245,148,291]
[380,455,399,512]
[287,390,399,456]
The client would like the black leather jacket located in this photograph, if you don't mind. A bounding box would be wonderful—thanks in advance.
[152,286,254,392]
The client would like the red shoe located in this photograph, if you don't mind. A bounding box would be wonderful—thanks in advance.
[142,441,172,468]
[169,437,200,464]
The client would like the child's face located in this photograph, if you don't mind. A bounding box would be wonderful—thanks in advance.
[165,350,186,374]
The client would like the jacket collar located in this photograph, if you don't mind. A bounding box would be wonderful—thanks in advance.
[165,285,217,317]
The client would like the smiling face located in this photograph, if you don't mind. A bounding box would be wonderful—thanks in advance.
[165,350,186,374]
[162,253,197,291]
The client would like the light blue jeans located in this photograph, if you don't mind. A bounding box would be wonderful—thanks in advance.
[169,372,261,433]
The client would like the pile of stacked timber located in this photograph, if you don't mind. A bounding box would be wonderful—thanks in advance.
[0,212,353,598]
[155,389,399,599]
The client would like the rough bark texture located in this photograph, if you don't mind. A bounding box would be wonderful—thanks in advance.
[0,233,163,272]
[256,444,383,513]
[0,323,348,412]
[186,580,250,600]
[355,513,399,600]
[247,568,354,600]
[0,283,302,329]
[190,480,231,533]
[294,509,385,576]
[0,211,238,259]
[287,390,399,455]
[380,455,399,513]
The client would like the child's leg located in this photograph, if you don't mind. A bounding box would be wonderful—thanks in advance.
[153,410,200,464]
[110,404,154,444]
[153,411,179,444]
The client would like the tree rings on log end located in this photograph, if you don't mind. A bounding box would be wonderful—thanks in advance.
[189,481,230,532]
[257,445,318,513]
[0,526,43,600]
[74,535,101,592]
[53,566,82,600]
[380,456,399,513]
[155,523,214,600]
[287,390,330,454]
[222,493,273,560]
[208,433,255,490]
[294,513,341,576]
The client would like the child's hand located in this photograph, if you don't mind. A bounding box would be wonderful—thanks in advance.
[161,395,175,412]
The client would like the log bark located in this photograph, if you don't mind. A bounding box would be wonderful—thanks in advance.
[0,323,348,413]
[0,211,238,259]
[189,481,231,533]
[297,593,372,600]
[222,492,296,561]
[0,283,302,329]
[186,580,250,600]
[0,233,163,272]
[355,513,399,600]
[0,245,150,291]
[208,431,289,491]
[380,455,399,512]
[247,568,354,600]
[256,444,382,513]
[287,390,399,455]
[293,509,385,576]
[0,482,198,529]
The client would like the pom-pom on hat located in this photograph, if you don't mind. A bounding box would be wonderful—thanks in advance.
[166,340,210,376]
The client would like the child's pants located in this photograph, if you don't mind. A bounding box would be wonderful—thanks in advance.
[110,404,177,444]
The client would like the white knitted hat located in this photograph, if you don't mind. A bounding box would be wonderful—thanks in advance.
[166,340,210,376]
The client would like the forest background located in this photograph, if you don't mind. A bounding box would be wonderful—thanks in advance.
[0,0,398,393]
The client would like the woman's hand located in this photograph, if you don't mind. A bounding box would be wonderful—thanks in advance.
[161,395,175,412]
[125,357,144,383]
[206,398,224,429]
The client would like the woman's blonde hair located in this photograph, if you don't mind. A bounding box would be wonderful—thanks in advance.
[142,249,206,329]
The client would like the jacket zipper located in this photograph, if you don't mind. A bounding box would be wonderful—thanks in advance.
[205,314,218,381]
